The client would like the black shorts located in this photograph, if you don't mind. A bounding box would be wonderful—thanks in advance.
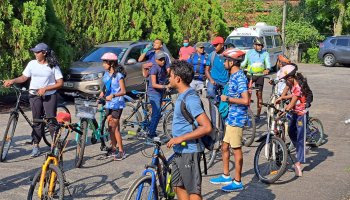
[171,152,202,195]
[247,75,264,91]
[105,109,123,119]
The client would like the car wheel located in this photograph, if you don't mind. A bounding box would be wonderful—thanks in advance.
[323,54,336,67]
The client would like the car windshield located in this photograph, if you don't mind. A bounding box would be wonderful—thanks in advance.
[225,36,255,49]
[81,47,127,62]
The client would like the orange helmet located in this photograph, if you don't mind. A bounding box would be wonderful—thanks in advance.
[278,54,291,65]
[222,48,245,61]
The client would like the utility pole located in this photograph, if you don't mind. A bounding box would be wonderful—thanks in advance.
[282,0,287,53]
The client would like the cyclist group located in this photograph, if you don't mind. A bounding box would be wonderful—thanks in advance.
[2,35,313,199]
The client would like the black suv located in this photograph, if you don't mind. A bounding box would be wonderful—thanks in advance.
[318,36,350,67]
[60,41,173,96]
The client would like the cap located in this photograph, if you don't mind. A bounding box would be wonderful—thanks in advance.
[30,43,49,52]
[211,36,224,45]
[155,51,166,60]
[196,42,205,48]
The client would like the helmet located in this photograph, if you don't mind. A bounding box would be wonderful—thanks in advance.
[253,37,264,46]
[222,48,245,61]
[277,54,291,65]
[278,64,297,80]
[101,52,118,61]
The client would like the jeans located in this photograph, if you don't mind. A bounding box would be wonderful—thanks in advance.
[288,112,307,163]
[148,92,162,137]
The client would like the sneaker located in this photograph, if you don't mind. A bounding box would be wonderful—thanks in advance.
[294,165,303,177]
[209,175,232,185]
[105,149,116,157]
[255,115,261,123]
[30,146,41,157]
[221,180,244,192]
[114,151,126,161]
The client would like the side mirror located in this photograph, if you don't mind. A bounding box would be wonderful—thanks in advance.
[126,58,137,65]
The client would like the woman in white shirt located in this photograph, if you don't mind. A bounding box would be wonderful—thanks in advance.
[4,43,63,157]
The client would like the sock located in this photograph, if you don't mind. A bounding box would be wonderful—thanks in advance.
[222,174,231,179]
[233,179,241,184]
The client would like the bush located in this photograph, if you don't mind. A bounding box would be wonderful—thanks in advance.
[301,47,321,64]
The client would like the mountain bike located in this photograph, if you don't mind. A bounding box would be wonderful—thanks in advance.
[123,137,182,200]
[64,92,113,168]
[27,115,82,200]
[121,79,174,140]
[0,81,70,162]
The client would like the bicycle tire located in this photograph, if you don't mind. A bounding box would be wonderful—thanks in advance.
[201,148,218,173]
[121,102,142,135]
[123,175,157,200]
[242,108,256,147]
[100,116,109,149]
[163,110,174,140]
[308,117,324,147]
[75,119,88,168]
[0,113,18,162]
[254,136,288,184]
[27,164,64,200]
[43,105,71,147]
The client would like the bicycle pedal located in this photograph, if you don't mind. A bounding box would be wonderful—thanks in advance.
[64,181,70,186]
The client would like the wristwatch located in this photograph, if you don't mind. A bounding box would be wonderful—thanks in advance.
[226,96,230,102]
[113,94,117,98]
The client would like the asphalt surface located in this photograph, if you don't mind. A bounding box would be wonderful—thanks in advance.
[0,64,349,200]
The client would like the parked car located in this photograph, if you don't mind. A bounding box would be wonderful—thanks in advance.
[60,41,173,97]
[318,36,350,67]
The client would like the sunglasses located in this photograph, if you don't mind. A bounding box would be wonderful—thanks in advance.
[213,44,219,47]
[254,44,263,46]
[198,47,204,49]
[158,58,166,62]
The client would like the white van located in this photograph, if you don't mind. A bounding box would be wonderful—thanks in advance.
[225,22,284,70]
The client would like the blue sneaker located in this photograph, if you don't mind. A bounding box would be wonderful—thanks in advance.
[209,175,232,185]
[30,146,41,157]
[221,181,244,192]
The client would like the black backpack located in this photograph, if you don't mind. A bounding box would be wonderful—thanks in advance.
[306,89,313,108]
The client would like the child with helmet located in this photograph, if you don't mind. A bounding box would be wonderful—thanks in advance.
[209,48,249,192]
[276,64,312,176]
[99,52,127,161]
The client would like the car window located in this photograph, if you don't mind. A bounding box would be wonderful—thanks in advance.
[330,39,336,44]
[225,36,255,49]
[265,36,273,48]
[126,45,146,62]
[336,39,349,46]
[81,47,127,62]
[274,35,282,47]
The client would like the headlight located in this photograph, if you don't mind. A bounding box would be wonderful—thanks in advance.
[82,72,104,81]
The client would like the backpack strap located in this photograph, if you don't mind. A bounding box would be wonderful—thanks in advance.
[210,52,216,68]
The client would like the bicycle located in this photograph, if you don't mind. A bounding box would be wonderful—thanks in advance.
[121,79,175,140]
[27,115,83,200]
[64,92,112,168]
[0,81,70,162]
[123,137,182,200]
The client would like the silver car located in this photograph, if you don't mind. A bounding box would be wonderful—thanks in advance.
[60,41,173,97]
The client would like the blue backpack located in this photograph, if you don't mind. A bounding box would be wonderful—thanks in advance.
[218,84,229,119]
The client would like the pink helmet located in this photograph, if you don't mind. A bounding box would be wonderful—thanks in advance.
[222,48,245,61]
[101,52,118,61]
[278,64,297,80]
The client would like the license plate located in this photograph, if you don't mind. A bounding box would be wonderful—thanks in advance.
[64,82,74,88]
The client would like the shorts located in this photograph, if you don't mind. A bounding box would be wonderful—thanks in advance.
[247,75,264,91]
[105,109,123,119]
[171,152,202,195]
[223,125,243,148]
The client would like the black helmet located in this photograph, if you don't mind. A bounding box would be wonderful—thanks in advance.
[253,37,264,46]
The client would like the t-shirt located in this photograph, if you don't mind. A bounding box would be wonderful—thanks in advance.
[225,70,248,128]
[276,70,286,96]
[241,49,271,76]
[102,72,125,110]
[147,63,167,95]
[206,52,229,84]
[145,50,171,69]
[22,60,63,96]
[291,83,306,116]
[172,88,204,153]
[179,46,195,60]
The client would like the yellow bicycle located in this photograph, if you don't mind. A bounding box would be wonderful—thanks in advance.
[27,112,82,200]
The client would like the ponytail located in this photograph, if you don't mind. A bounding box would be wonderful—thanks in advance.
[45,49,60,68]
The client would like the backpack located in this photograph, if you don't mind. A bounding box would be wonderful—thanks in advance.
[306,88,313,108]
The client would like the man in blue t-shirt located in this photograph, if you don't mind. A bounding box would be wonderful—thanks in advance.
[187,42,208,92]
[205,36,229,101]
[166,60,212,199]
[147,51,169,138]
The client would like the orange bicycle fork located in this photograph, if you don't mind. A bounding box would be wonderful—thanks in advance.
[38,156,59,198]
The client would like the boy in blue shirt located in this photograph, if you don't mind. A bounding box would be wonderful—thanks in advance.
[167,60,212,200]
[209,48,249,192]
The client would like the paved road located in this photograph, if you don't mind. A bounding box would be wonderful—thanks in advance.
[0,64,349,200]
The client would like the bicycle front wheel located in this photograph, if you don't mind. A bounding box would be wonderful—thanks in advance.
[123,175,157,200]
[121,102,142,136]
[242,108,256,147]
[163,110,173,140]
[254,136,288,184]
[43,105,71,147]
[200,148,218,174]
[307,117,324,147]
[27,164,64,200]
[75,119,88,168]
[0,113,18,162]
